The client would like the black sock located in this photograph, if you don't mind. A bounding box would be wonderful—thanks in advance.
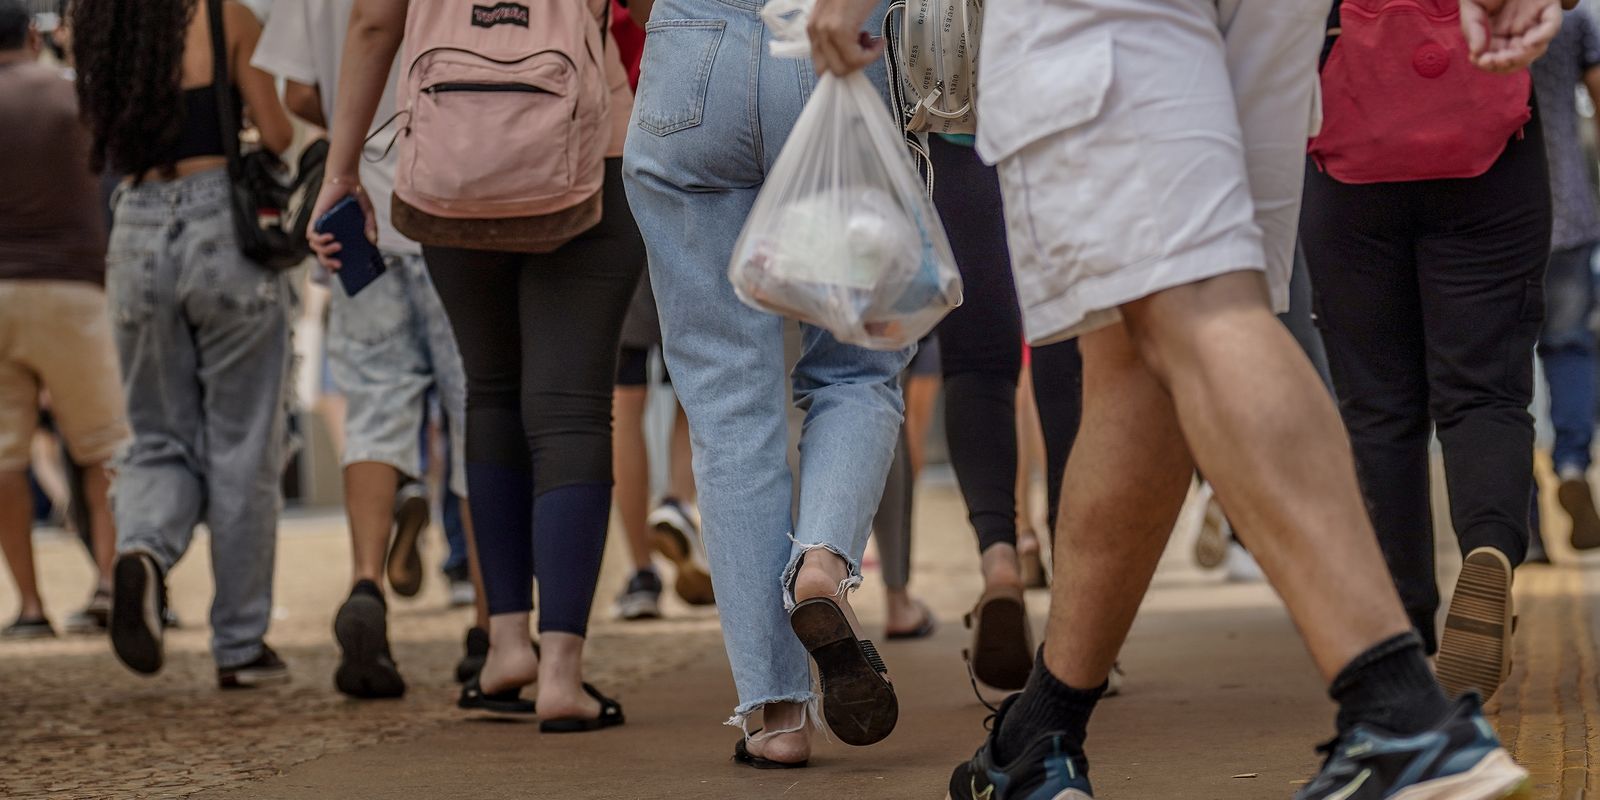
[351,579,385,605]
[994,647,1105,767]
[1329,631,1451,736]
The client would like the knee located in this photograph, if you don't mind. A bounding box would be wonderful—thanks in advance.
[523,390,613,485]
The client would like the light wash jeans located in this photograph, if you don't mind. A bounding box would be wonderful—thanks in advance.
[105,170,294,669]
[623,0,908,726]
[1538,243,1598,473]
[327,252,468,498]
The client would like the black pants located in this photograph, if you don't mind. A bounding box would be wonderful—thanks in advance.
[425,158,644,634]
[929,136,1083,553]
[1299,122,1550,652]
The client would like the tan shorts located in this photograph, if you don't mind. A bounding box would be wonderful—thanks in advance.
[976,0,1327,344]
[0,280,130,470]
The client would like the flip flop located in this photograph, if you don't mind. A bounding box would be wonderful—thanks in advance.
[965,586,1033,691]
[458,675,536,715]
[732,731,809,769]
[884,601,938,640]
[789,596,898,746]
[539,683,625,733]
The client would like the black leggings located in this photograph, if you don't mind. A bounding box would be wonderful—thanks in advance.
[425,158,644,635]
[929,136,1083,553]
[1300,118,1550,652]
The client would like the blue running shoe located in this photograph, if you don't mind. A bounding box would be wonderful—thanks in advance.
[1296,694,1528,800]
[947,696,1093,800]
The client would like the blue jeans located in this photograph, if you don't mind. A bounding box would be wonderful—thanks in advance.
[624,0,908,724]
[105,170,294,669]
[1539,243,1597,474]
[327,252,468,498]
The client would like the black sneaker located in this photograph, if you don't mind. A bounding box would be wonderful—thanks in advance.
[443,563,476,608]
[456,626,489,684]
[333,582,405,699]
[219,645,291,690]
[1295,694,1527,799]
[2,616,56,640]
[387,482,430,597]
[110,551,165,675]
[615,569,663,621]
[947,695,1094,799]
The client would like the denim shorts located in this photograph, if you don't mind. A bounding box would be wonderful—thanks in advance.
[326,252,467,497]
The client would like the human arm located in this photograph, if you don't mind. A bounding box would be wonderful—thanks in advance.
[285,81,325,127]
[306,0,406,268]
[227,1,293,155]
[1460,0,1564,73]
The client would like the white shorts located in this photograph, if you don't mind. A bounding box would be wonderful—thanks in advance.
[976,0,1328,344]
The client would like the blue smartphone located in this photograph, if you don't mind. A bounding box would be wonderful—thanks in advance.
[314,195,386,296]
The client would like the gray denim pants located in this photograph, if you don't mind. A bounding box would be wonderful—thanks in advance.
[105,169,293,669]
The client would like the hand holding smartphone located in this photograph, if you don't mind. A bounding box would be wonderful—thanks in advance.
[314,195,387,296]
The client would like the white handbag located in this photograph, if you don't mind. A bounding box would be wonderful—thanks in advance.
[884,0,983,137]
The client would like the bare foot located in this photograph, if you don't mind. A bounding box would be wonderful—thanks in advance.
[534,632,602,721]
[980,543,1024,594]
[743,701,811,764]
[884,589,931,636]
[480,614,539,694]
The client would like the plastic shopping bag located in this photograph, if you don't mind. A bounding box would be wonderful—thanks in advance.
[728,0,961,351]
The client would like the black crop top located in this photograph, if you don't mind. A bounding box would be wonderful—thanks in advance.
[162,84,238,164]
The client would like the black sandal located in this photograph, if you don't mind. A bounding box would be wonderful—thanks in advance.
[539,683,625,733]
[732,731,809,769]
[789,596,898,746]
[458,675,536,716]
[884,601,938,640]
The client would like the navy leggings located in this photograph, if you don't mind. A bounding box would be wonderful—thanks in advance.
[928,136,1083,552]
[425,159,644,635]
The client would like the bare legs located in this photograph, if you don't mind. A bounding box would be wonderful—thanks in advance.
[343,462,400,587]
[612,386,655,572]
[0,470,42,619]
[1044,272,1412,690]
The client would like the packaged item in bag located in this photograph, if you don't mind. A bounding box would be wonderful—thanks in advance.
[728,0,961,350]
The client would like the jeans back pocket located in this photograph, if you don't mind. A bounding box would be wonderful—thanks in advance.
[635,19,727,136]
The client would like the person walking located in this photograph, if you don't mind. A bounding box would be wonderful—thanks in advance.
[0,0,127,640]
[252,0,491,699]
[311,0,640,730]
[1302,0,1560,702]
[809,0,1557,797]
[1532,3,1600,553]
[71,0,296,689]
[624,0,908,766]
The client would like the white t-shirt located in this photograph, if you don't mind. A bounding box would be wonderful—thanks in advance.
[252,0,419,256]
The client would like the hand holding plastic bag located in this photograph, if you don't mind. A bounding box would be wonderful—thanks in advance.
[728,0,961,351]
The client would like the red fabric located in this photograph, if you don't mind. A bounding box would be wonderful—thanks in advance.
[1308,0,1530,184]
[612,0,646,90]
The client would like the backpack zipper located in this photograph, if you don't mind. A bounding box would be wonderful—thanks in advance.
[423,82,553,94]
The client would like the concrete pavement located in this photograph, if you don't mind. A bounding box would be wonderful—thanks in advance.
[3,474,1597,799]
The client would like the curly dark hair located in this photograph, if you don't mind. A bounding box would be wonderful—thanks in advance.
[71,0,196,177]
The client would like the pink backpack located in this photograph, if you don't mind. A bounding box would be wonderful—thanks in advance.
[390,0,610,252]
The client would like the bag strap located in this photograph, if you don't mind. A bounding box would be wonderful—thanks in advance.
[205,0,245,182]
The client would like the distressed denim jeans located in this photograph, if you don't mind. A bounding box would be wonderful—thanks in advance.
[623,0,908,726]
[105,170,294,669]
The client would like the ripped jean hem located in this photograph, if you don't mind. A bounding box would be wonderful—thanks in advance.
[726,692,823,740]
[779,536,863,612]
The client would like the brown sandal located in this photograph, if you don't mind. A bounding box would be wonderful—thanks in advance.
[965,586,1034,691]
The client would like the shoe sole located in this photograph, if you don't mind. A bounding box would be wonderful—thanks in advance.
[968,594,1033,691]
[1437,548,1513,701]
[1,627,56,640]
[790,598,898,746]
[653,523,715,606]
[388,494,429,598]
[616,597,663,621]
[1019,549,1049,589]
[946,791,1091,800]
[110,554,162,675]
[1558,479,1600,551]
[221,666,291,690]
[1390,748,1529,800]
[334,595,406,699]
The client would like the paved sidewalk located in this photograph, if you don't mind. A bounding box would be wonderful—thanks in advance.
[3,476,1597,799]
